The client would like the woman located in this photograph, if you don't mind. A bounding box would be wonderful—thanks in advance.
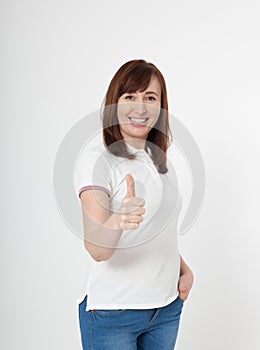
[75,59,194,349]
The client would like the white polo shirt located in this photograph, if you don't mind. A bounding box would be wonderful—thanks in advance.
[74,140,182,311]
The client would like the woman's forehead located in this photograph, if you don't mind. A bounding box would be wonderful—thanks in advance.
[121,75,161,95]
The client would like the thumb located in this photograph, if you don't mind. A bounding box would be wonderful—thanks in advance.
[124,174,136,199]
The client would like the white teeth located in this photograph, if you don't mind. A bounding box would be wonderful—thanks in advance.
[129,118,147,123]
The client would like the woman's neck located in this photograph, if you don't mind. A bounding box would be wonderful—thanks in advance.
[124,138,146,150]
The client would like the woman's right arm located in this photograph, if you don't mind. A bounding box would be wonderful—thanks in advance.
[80,189,123,262]
[79,174,145,262]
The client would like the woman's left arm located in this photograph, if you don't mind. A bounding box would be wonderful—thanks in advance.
[178,254,194,301]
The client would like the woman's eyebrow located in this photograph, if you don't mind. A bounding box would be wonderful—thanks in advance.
[125,91,159,96]
[144,91,159,96]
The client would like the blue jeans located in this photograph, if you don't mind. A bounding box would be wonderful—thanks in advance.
[78,294,184,349]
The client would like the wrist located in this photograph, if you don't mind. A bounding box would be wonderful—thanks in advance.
[104,212,122,230]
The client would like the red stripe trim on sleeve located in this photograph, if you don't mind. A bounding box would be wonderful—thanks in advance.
[79,185,111,198]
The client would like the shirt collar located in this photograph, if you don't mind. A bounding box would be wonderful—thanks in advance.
[125,142,145,153]
[125,142,152,157]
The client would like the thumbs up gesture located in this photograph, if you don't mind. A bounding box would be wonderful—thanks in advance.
[118,174,146,230]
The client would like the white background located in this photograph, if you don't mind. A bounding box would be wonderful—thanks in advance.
[1,0,260,349]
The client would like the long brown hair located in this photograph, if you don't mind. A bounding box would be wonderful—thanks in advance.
[101,59,173,173]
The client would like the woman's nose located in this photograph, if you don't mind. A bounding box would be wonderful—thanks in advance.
[133,101,147,115]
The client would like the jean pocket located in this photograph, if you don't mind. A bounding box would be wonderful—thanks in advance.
[93,309,125,315]
[178,296,185,303]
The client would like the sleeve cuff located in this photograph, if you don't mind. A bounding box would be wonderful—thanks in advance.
[78,185,111,198]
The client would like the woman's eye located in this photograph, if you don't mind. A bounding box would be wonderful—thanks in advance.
[123,95,156,101]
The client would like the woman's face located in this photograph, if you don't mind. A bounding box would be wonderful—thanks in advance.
[117,75,161,141]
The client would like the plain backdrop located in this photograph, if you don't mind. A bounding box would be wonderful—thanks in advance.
[1,0,260,349]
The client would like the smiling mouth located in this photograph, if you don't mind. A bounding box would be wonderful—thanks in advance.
[128,117,149,124]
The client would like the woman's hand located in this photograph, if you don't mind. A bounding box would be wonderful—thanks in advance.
[117,174,146,230]
[178,258,194,302]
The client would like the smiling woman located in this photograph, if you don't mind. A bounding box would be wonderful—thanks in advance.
[76,59,194,350]
[117,75,161,133]
[101,59,172,174]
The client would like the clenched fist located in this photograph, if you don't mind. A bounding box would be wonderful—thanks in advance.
[117,174,146,230]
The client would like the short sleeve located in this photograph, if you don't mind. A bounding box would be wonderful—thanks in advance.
[74,149,112,203]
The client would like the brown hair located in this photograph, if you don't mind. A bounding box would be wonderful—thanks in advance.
[101,59,173,173]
